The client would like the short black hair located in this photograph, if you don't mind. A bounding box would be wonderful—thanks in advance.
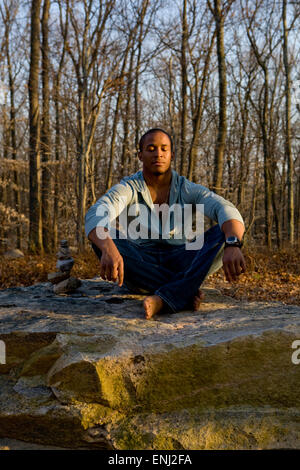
[139,128,174,152]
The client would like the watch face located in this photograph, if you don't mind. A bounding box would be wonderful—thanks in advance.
[226,236,238,243]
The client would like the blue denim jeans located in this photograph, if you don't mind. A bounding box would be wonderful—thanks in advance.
[91,224,225,313]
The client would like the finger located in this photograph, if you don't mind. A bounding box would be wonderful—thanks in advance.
[228,261,237,281]
[105,265,112,281]
[241,257,246,273]
[118,259,124,287]
[100,262,107,280]
[234,260,243,276]
[111,264,118,283]
[223,263,229,282]
[223,263,232,283]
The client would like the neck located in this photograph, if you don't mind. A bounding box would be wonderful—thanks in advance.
[142,168,172,189]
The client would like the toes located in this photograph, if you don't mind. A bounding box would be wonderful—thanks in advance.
[143,299,153,319]
[193,294,203,311]
[197,289,205,297]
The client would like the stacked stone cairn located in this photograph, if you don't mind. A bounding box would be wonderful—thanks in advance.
[47,240,81,294]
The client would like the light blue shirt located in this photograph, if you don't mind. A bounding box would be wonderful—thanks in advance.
[85,169,244,247]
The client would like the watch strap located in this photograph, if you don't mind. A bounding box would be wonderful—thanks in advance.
[224,236,243,248]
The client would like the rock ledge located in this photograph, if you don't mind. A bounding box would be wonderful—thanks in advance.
[0,278,299,449]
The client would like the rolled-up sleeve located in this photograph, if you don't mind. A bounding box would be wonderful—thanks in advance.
[84,181,134,238]
[185,181,245,229]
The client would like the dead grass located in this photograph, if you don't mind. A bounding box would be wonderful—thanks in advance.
[0,246,299,305]
[206,248,300,305]
[0,247,99,289]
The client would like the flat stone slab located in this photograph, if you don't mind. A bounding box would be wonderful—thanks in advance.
[0,437,75,450]
[0,278,299,449]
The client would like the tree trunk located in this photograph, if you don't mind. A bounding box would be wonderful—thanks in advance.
[53,77,60,251]
[167,56,177,172]
[53,0,69,250]
[5,9,22,249]
[0,107,9,251]
[76,83,87,249]
[237,80,251,208]
[261,68,272,248]
[187,31,215,181]
[28,0,43,253]
[41,0,51,252]
[295,171,300,242]
[102,97,111,191]
[134,0,149,171]
[65,0,115,250]
[244,146,259,244]
[245,20,273,248]
[106,44,132,190]
[134,35,142,169]
[282,0,294,245]
[121,46,135,177]
[180,0,188,176]
[212,0,227,195]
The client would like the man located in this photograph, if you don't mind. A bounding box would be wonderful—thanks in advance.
[85,128,246,319]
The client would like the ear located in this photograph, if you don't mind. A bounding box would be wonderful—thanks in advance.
[138,151,143,162]
[171,151,175,161]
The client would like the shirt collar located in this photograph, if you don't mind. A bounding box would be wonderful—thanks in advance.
[138,169,179,208]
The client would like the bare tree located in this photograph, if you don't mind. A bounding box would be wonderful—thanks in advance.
[179,0,188,176]
[0,0,299,251]
[134,0,152,160]
[208,0,234,195]
[65,0,116,249]
[105,42,132,190]
[0,0,22,249]
[53,0,69,250]
[28,0,43,253]
[187,25,216,181]
[106,0,152,189]
[282,0,300,246]
[241,0,282,248]
[41,0,51,251]
[228,40,257,209]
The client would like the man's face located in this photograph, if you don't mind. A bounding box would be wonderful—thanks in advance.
[138,131,174,176]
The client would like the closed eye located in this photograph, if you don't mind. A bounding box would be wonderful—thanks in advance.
[146,145,168,151]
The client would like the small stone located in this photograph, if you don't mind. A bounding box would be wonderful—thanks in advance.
[57,252,70,260]
[56,240,72,260]
[13,376,52,399]
[53,277,81,294]
[3,249,24,259]
[56,259,74,272]
[47,272,70,285]
[56,247,72,259]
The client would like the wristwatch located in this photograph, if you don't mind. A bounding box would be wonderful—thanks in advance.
[224,236,243,248]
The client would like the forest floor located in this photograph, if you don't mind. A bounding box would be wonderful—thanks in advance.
[0,246,299,306]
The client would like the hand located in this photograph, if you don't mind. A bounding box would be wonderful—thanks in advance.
[88,227,124,286]
[222,247,246,283]
[99,239,124,287]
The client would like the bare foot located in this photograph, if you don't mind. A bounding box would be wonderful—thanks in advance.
[192,289,205,311]
[143,295,164,320]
